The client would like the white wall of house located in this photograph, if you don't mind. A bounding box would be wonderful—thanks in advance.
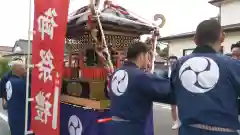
[164,0,240,58]
[221,0,240,26]
[168,37,195,58]
[168,31,240,58]
[222,31,240,52]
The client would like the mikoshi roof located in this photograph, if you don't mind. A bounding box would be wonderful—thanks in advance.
[67,3,156,37]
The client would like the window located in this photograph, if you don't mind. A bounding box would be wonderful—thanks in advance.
[183,49,194,56]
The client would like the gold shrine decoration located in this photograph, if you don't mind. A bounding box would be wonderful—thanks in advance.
[154,14,166,29]
[66,34,139,54]
[150,14,166,73]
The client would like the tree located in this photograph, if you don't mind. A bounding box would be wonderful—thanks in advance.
[157,45,168,58]
[144,37,169,58]
[0,58,11,78]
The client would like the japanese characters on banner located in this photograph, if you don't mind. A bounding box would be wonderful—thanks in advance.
[31,0,69,135]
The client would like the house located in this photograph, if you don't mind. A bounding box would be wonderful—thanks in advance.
[0,46,13,57]
[3,39,33,63]
[4,39,69,63]
[12,39,32,54]
[158,0,240,57]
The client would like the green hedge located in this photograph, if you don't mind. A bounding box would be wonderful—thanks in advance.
[0,58,11,79]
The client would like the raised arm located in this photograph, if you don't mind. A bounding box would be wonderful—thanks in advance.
[169,62,178,105]
[138,72,172,103]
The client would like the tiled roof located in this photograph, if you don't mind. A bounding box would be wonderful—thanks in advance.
[208,0,224,4]
[0,46,12,52]
[208,0,224,7]
[13,39,32,54]
[67,2,155,37]
[12,39,68,54]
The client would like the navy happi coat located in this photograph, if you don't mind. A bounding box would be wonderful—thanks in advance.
[7,75,31,135]
[109,61,172,135]
[171,45,240,133]
[0,71,12,99]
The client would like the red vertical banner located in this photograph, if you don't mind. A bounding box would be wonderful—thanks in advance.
[31,0,69,135]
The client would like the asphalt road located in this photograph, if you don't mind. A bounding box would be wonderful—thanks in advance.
[0,100,10,135]
[153,103,177,135]
[0,101,175,135]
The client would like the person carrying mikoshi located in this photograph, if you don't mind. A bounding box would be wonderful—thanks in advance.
[170,19,240,135]
[5,60,32,135]
[108,41,174,135]
[230,41,240,123]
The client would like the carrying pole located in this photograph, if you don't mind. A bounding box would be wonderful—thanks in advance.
[89,0,114,73]
[150,31,158,73]
[150,14,166,73]
[24,0,32,134]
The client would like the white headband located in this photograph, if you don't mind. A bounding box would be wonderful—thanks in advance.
[9,60,25,67]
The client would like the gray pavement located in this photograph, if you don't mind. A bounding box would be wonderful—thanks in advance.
[0,101,175,135]
[0,118,10,135]
[153,103,177,135]
[0,100,10,135]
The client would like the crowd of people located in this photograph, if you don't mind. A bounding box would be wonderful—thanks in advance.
[1,19,240,135]
[108,19,240,135]
[164,56,181,130]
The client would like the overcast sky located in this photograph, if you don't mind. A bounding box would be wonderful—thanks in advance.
[0,0,218,46]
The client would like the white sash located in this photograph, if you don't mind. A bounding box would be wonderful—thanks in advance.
[168,67,172,78]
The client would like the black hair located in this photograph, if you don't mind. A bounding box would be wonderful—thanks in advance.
[126,42,149,60]
[168,56,178,60]
[231,41,240,50]
[195,19,222,46]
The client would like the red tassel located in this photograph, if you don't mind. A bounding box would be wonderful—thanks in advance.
[97,118,112,123]
[88,14,93,27]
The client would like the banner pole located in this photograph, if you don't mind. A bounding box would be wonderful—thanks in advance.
[24,0,32,134]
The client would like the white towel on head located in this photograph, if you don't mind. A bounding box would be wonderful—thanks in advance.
[9,59,25,67]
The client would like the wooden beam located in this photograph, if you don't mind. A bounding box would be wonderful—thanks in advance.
[61,95,110,109]
[104,31,140,37]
